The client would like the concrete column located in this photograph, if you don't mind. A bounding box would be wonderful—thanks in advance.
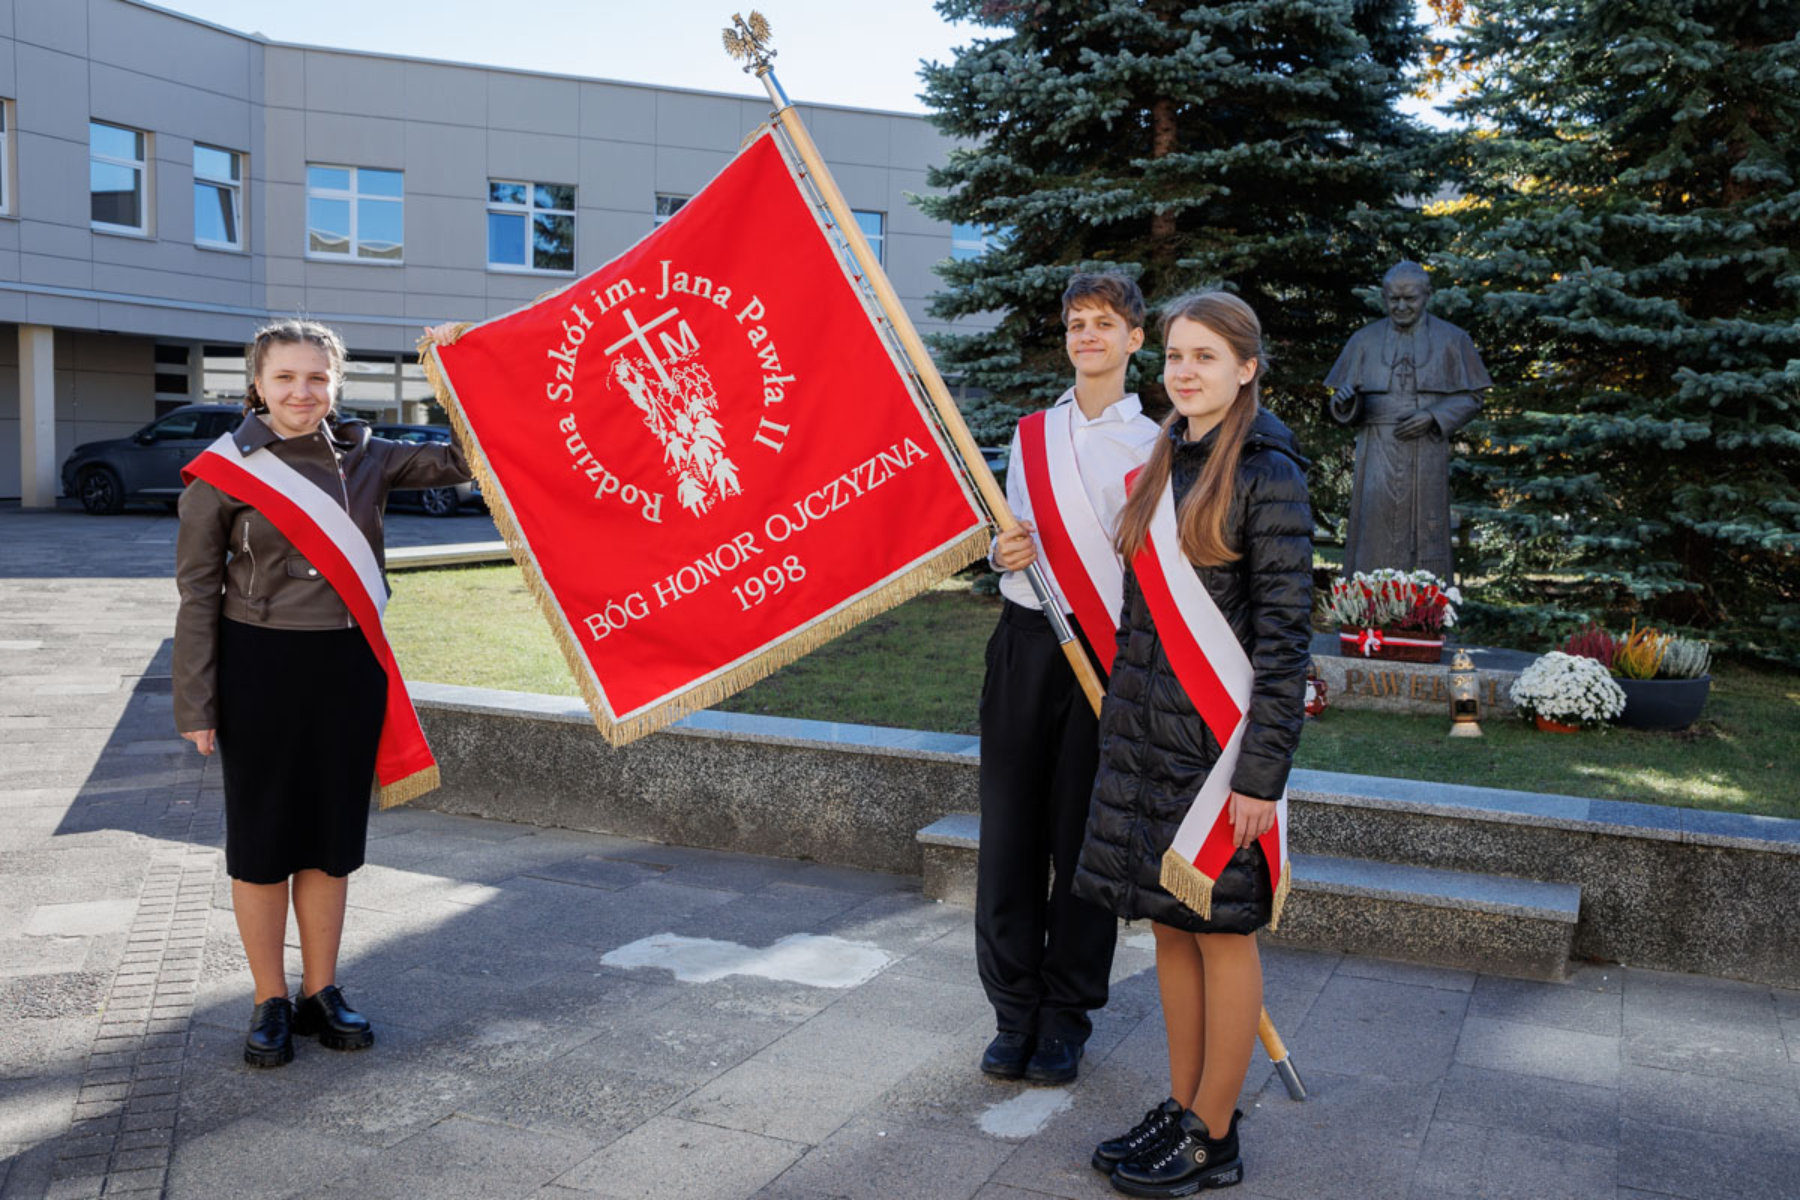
[19,324,56,509]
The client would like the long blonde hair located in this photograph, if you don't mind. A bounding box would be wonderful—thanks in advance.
[1114,292,1266,566]
[242,319,346,416]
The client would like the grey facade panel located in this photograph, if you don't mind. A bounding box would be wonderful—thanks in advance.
[18,2,88,59]
[578,82,657,145]
[5,0,994,498]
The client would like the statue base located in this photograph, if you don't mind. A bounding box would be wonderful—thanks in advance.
[1310,633,1531,719]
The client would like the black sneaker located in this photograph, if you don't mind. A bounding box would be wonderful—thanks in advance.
[980,1031,1034,1079]
[243,996,294,1068]
[1092,1097,1184,1173]
[1110,1108,1243,1196]
[1023,1037,1083,1084]
[293,984,374,1051]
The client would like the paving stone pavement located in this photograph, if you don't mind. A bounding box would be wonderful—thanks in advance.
[2,506,1798,1199]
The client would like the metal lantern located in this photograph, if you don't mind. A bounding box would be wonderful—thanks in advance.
[1448,648,1482,737]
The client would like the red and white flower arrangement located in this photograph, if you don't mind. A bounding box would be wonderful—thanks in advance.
[1325,570,1460,633]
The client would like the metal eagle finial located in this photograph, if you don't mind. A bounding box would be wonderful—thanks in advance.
[722,11,776,74]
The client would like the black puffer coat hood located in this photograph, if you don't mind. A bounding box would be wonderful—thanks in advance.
[1072,407,1314,931]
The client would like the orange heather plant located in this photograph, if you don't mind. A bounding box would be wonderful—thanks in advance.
[1612,623,1668,681]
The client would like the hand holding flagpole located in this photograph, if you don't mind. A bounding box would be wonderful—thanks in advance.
[722,10,1303,1102]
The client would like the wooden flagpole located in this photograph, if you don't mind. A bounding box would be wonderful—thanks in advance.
[721,13,1101,712]
[722,11,1304,1102]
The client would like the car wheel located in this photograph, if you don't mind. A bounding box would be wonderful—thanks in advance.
[421,486,460,517]
[78,467,125,515]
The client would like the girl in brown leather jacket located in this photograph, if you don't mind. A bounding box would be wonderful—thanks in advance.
[174,320,470,1068]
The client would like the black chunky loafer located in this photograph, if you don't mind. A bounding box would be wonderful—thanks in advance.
[293,984,374,1051]
[244,996,295,1068]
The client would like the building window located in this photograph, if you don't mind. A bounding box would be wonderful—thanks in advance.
[194,145,244,250]
[0,101,11,216]
[91,120,150,234]
[853,210,885,265]
[654,193,690,226]
[154,343,192,405]
[488,180,575,273]
[201,344,248,401]
[306,164,403,261]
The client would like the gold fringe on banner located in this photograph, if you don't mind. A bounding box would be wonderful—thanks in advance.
[1160,847,1294,931]
[377,763,440,810]
[417,329,988,748]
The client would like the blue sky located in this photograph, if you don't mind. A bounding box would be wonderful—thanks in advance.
[156,0,1453,124]
[157,1,979,113]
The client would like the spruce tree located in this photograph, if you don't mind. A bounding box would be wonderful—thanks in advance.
[1436,0,1800,660]
[916,0,1435,510]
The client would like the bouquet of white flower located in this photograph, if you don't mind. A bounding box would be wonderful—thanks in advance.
[1509,652,1627,728]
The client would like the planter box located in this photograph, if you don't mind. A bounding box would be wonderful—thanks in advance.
[1614,675,1711,732]
[1339,627,1445,664]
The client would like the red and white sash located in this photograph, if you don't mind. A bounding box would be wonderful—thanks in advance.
[1017,406,1125,675]
[1129,473,1290,929]
[183,433,440,809]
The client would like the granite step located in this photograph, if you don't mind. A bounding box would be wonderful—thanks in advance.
[917,814,1580,980]
[387,541,512,569]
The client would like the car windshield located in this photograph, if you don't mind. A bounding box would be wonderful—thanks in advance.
[146,412,203,440]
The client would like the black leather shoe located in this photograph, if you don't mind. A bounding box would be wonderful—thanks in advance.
[1023,1036,1083,1085]
[244,996,294,1068]
[1092,1097,1184,1173]
[293,984,374,1051]
[1111,1108,1243,1196]
[980,1031,1034,1079]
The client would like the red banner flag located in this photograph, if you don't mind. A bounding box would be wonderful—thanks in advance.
[423,129,989,744]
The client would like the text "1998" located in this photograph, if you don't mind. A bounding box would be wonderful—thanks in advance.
[732,555,807,611]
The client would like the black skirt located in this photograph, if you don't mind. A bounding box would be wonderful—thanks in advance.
[216,618,386,884]
[1157,843,1273,936]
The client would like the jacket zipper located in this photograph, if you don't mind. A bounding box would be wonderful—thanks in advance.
[241,521,257,598]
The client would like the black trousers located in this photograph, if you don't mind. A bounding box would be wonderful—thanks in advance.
[975,600,1118,1045]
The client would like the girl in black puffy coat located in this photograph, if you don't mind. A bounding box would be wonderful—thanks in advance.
[1073,292,1313,1197]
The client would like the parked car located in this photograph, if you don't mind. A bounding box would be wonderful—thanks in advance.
[61,403,243,514]
[371,424,484,516]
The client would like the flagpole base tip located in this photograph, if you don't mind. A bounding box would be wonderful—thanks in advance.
[1273,1057,1307,1101]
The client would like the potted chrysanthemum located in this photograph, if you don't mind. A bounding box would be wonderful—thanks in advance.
[1509,651,1627,732]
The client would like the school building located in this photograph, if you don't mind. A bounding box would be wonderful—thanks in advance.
[0,0,996,503]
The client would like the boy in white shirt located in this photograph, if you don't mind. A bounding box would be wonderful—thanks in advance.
[978,273,1161,1084]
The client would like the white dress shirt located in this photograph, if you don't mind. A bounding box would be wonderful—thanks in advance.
[996,389,1161,614]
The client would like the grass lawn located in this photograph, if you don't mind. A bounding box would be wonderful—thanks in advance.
[387,564,1800,820]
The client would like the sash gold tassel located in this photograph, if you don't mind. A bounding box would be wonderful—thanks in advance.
[378,763,441,810]
[1268,858,1292,933]
[1160,849,1215,922]
[1160,849,1293,932]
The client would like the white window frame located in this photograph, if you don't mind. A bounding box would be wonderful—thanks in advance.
[305,164,404,263]
[193,144,244,252]
[653,192,690,227]
[487,179,577,274]
[0,101,12,217]
[90,120,151,236]
[853,209,885,266]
